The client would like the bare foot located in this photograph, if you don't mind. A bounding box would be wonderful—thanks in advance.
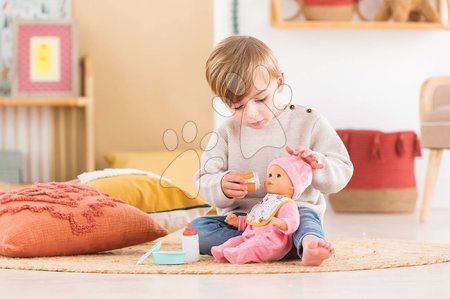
[301,235,334,266]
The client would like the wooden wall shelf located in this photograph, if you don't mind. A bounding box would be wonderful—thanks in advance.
[271,0,449,30]
[0,57,95,182]
[0,98,89,107]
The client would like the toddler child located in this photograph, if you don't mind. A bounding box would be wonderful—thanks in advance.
[192,35,353,266]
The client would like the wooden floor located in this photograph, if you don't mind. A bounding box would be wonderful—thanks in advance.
[1,206,449,299]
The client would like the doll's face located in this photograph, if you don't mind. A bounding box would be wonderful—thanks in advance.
[264,164,294,198]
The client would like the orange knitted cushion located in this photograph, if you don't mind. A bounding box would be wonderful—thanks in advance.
[0,182,168,257]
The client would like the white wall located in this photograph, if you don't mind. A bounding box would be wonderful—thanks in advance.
[214,0,450,209]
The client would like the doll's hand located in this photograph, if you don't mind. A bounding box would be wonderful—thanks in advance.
[221,171,248,199]
[225,213,239,228]
[286,146,324,170]
[270,217,288,231]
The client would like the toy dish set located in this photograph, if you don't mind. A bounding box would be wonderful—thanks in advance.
[136,225,200,266]
[152,247,186,265]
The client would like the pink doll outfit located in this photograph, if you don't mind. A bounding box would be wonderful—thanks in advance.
[211,156,312,264]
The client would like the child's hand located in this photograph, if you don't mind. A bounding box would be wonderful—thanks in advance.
[286,146,324,169]
[270,217,287,231]
[225,213,239,227]
[221,171,248,199]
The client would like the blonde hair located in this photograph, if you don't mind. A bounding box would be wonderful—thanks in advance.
[205,36,280,107]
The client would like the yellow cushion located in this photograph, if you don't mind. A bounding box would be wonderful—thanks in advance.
[87,174,210,233]
[104,149,203,196]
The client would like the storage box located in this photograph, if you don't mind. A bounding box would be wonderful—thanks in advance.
[329,130,421,213]
[0,151,22,184]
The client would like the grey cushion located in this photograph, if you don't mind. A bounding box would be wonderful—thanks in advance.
[0,151,22,184]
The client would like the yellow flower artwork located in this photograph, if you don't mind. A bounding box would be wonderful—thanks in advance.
[30,36,60,82]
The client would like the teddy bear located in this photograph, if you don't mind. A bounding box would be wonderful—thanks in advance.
[374,0,440,22]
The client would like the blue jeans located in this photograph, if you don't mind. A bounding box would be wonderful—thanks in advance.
[191,212,246,255]
[191,207,324,258]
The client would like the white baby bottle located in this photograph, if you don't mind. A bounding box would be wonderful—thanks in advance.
[182,224,200,262]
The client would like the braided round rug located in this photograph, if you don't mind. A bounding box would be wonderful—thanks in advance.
[1,234,449,274]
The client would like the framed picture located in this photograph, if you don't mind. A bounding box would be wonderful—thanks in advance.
[0,0,72,96]
[11,19,78,98]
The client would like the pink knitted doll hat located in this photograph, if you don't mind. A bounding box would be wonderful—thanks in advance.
[267,156,313,200]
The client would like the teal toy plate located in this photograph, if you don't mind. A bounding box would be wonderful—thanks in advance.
[152,251,186,265]
[136,241,162,265]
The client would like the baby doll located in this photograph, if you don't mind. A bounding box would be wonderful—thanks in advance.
[211,156,312,264]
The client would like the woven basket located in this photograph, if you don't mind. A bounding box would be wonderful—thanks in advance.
[304,0,354,21]
[329,130,422,213]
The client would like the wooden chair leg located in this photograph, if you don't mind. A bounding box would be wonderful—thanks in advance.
[419,149,443,223]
